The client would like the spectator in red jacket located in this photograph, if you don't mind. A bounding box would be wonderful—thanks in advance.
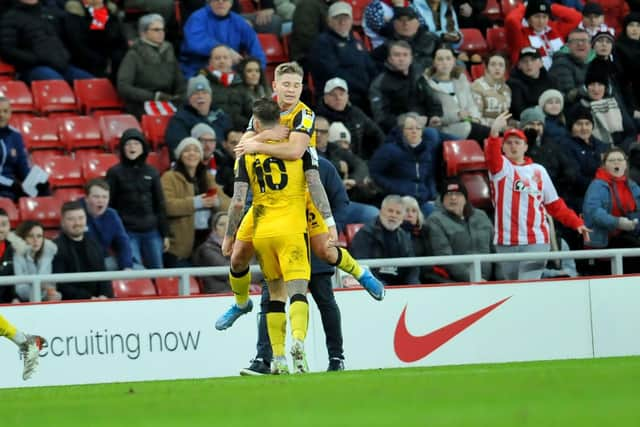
[505,0,582,70]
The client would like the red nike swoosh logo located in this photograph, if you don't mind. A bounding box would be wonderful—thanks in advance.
[394,297,511,363]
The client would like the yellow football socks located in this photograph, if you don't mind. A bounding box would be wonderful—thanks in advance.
[335,247,364,279]
[0,314,17,340]
[229,267,251,307]
[289,295,309,341]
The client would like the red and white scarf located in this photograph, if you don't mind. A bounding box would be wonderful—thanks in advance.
[521,19,564,69]
[209,69,235,87]
[85,3,109,30]
[144,101,177,116]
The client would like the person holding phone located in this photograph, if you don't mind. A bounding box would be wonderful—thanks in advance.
[161,137,229,267]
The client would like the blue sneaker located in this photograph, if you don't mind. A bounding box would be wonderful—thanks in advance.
[215,299,253,330]
[358,268,385,301]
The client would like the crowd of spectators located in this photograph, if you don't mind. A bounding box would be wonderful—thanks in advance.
[1,0,640,301]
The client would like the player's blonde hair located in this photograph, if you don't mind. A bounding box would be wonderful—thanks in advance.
[275,62,304,80]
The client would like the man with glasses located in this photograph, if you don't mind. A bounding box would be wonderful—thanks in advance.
[549,28,592,103]
[179,0,266,78]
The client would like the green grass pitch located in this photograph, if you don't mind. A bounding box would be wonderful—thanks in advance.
[3,356,639,427]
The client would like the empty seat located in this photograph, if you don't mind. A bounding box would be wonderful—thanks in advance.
[0,59,16,81]
[483,0,502,21]
[0,197,20,228]
[460,171,492,210]
[238,0,256,12]
[58,116,103,151]
[112,278,157,298]
[99,114,141,152]
[486,27,508,53]
[257,33,288,63]
[141,114,171,150]
[147,151,170,173]
[35,155,84,188]
[471,63,485,81]
[349,0,369,26]
[345,223,364,247]
[443,139,487,176]
[0,81,34,114]
[81,153,119,181]
[459,29,489,56]
[19,196,63,228]
[19,117,63,151]
[155,277,201,296]
[74,78,123,114]
[31,80,77,115]
[53,187,85,203]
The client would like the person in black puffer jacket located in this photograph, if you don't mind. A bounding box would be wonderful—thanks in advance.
[106,128,170,269]
[0,0,93,83]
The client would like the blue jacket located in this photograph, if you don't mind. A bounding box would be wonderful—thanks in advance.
[308,29,378,103]
[164,104,231,161]
[583,177,640,248]
[81,198,133,269]
[369,132,438,204]
[561,135,608,213]
[542,115,570,142]
[179,8,266,78]
[0,125,30,200]
[311,157,350,275]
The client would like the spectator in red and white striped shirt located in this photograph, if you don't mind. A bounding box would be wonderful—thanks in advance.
[485,111,591,280]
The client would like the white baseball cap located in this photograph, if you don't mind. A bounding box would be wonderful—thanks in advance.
[324,77,349,94]
[328,1,352,18]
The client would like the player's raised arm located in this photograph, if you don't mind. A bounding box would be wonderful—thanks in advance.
[222,155,249,256]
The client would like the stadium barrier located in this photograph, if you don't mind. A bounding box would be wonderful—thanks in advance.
[1,248,640,301]
[1,274,639,389]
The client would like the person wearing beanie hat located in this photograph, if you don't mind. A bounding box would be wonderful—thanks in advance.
[328,121,351,147]
[580,3,613,37]
[425,176,494,282]
[537,89,570,140]
[592,30,616,58]
[616,13,640,121]
[161,136,228,267]
[106,128,170,269]
[505,0,581,69]
[548,28,590,103]
[165,74,231,162]
[507,45,557,120]
[520,106,546,128]
[484,111,589,280]
[191,123,218,176]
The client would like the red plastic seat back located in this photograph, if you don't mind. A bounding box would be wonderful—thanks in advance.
[19,117,62,151]
[486,27,509,54]
[460,171,492,210]
[443,139,487,176]
[74,78,123,114]
[81,153,119,181]
[19,196,63,228]
[0,198,20,228]
[36,155,84,188]
[59,116,103,151]
[112,279,157,298]
[141,114,172,150]
[99,114,142,152]
[0,81,34,113]
[257,33,288,63]
[31,80,77,115]
[460,28,488,55]
[345,223,364,247]
[155,277,201,296]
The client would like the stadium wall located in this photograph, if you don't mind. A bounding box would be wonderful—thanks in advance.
[1,276,639,389]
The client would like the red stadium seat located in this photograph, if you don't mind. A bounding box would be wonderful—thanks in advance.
[112,278,157,298]
[73,78,124,115]
[59,116,103,151]
[147,151,170,173]
[19,196,63,228]
[345,223,364,247]
[155,277,201,296]
[81,153,119,181]
[443,139,487,176]
[238,0,256,12]
[257,33,288,64]
[53,187,85,203]
[460,171,492,210]
[99,114,141,152]
[141,114,172,150]
[0,59,15,81]
[0,81,34,114]
[471,63,485,80]
[460,29,489,56]
[0,198,20,228]
[35,155,84,188]
[19,117,63,152]
[31,80,77,116]
[483,0,502,21]
[486,27,509,53]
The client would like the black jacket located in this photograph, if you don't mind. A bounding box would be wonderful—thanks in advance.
[0,240,15,303]
[616,32,640,111]
[52,233,113,300]
[0,1,70,72]
[315,99,385,159]
[369,63,443,132]
[371,26,439,74]
[526,134,578,202]
[106,128,170,236]
[62,0,127,77]
[507,67,557,120]
[350,218,419,285]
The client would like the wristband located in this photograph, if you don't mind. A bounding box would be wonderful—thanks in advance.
[325,216,336,227]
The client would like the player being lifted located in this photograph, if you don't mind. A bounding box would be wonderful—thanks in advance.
[223,98,313,373]
[0,313,45,380]
[216,62,384,333]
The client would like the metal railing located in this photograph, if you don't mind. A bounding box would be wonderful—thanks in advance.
[2,247,640,302]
